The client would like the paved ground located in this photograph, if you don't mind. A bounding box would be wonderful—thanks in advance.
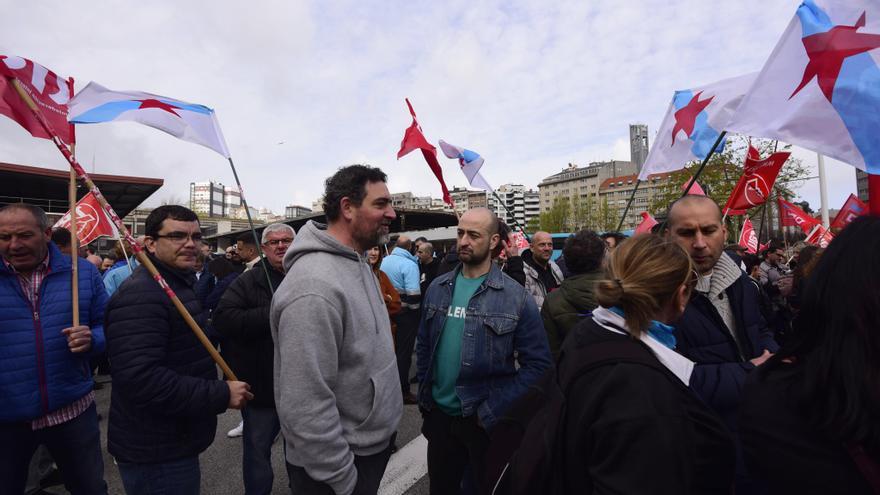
[44,375,429,494]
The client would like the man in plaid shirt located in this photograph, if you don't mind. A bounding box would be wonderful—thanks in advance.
[0,204,108,494]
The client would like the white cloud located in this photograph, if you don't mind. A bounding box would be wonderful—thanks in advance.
[0,0,862,215]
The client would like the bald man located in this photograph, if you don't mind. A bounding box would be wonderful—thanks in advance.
[665,195,777,493]
[416,208,551,493]
[522,231,563,308]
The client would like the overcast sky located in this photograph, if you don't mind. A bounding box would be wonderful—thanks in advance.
[0,0,863,215]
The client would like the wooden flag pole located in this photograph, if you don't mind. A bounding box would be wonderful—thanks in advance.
[9,78,239,381]
[69,160,80,327]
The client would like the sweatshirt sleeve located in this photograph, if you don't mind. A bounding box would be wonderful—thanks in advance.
[275,292,357,495]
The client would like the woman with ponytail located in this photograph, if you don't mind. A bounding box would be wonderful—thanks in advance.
[559,234,735,493]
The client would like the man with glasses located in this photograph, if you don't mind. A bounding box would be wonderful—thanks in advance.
[105,205,253,495]
[214,223,294,494]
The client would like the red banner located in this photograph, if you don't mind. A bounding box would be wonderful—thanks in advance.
[0,54,73,144]
[777,198,821,234]
[397,99,452,206]
[830,193,868,230]
[53,192,118,245]
[634,211,659,234]
[739,217,759,254]
[724,145,789,215]
[804,224,834,248]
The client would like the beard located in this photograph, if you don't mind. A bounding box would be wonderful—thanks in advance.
[458,244,490,266]
[353,221,391,252]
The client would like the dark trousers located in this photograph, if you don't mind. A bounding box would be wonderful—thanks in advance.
[284,436,394,495]
[393,309,421,395]
[0,402,107,495]
[117,456,200,495]
[242,405,282,495]
[421,409,489,495]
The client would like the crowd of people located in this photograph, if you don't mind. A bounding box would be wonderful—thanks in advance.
[0,163,877,495]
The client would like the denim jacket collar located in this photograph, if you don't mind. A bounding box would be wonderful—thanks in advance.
[450,262,504,290]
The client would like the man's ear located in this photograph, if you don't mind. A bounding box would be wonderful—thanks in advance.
[339,197,355,221]
[144,237,157,254]
[489,233,500,252]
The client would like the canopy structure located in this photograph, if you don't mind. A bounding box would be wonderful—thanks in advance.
[0,161,163,218]
[206,209,459,250]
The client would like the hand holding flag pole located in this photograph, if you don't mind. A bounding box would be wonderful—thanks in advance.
[6,77,239,381]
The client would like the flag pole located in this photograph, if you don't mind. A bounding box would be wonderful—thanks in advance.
[615,180,642,232]
[8,77,239,382]
[490,190,531,241]
[652,131,728,234]
[226,157,274,292]
[69,155,80,327]
[817,153,830,228]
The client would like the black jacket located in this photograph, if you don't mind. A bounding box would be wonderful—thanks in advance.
[741,364,876,494]
[562,319,735,494]
[674,269,778,435]
[212,260,284,408]
[105,256,229,464]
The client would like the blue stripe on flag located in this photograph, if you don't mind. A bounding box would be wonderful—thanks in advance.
[69,101,142,123]
[798,0,832,37]
[460,149,481,163]
[835,53,880,173]
[672,90,725,159]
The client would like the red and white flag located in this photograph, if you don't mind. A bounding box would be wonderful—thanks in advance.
[724,145,790,215]
[53,192,118,245]
[397,99,452,206]
[634,211,659,234]
[805,224,834,247]
[0,54,74,144]
[739,217,759,254]
[830,193,869,229]
[681,177,706,196]
[777,198,821,234]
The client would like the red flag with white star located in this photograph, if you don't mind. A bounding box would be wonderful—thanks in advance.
[397,99,452,206]
[0,54,74,144]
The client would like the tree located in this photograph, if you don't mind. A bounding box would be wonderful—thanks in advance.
[538,197,571,232]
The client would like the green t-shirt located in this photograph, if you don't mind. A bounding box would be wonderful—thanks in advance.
[432,271,487,415]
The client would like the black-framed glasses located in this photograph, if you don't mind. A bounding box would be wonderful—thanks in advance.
[154,232,203,244]
[265,238,293,247]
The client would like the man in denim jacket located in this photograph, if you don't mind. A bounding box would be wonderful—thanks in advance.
[416,207,552,493]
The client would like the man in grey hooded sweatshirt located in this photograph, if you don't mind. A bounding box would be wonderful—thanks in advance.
[270,165,402,495]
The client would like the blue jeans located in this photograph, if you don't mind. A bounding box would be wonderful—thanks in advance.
[117,456,199,495]
[242,405,282,495]
[0,402,107,495]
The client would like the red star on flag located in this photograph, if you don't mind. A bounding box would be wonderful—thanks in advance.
[671,91,714,145]
[790,12,880,103]
[135,98,181,117]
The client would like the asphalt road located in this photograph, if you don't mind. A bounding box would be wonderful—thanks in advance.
[43,375,429,495]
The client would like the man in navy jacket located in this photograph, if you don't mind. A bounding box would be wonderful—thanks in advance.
[0,204,108,494]
[105,205,253,495]
[666,195,778,494]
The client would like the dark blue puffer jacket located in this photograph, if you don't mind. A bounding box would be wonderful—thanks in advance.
[0,242,107,422]
[104,255,229,464]
[674,270,778,433]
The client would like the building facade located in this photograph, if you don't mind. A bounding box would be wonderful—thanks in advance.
[538,161,638,214]
[489,184,540,229]
[629,124,649,170]
[598,172,673,230]
[285,205,312,219]
[189,181,226,217]
[857,169,869,202]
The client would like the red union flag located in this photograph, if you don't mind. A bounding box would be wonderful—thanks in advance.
[53,192,118,245]
[0,54,74,144]
[397,98,452,206]
[724,145,790,215]
[634,211,659,234]
[777,198,821,234]
[830,193,869,229]
[739,217,759,254]
[805,224,834,248]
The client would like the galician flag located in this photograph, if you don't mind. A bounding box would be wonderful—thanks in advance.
[438,140,494,193]
[68,82,230,158]
[638,72,757,180]
[726,0,880,174]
